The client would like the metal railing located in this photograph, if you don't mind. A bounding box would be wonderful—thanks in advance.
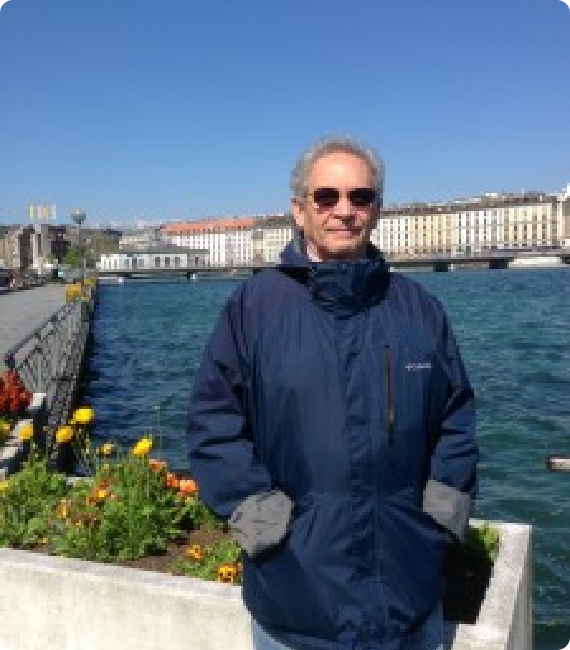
[3,293,93,422]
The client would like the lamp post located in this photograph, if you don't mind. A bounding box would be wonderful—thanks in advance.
[71,209,86,281]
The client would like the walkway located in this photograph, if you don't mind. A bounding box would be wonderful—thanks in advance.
[0,284,67,372]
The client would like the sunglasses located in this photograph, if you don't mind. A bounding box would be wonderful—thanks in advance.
[310,187,377,209]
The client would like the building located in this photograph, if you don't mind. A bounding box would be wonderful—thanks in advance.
[119,227,165,251]
[372,186,568,259]
[250,214,294,264]
[0,223,70,273]
[159,184,569,269]
[162,217,257,267]
[97,247,208,272]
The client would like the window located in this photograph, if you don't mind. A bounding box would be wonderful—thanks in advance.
[155,257,160,268]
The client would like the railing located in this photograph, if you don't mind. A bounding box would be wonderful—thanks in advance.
[3,291,94,429]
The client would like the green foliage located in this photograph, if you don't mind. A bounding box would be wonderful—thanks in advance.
[47,459,197,562]
[62,246,85,269]
[170,539,243,584]
[466,523,500,562]
[0,454,219,564]
[0,458,68,547]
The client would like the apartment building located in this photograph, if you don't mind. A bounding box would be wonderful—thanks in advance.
[163,214,293,266]
[159,185,569,267]
[373,186,568,259]
[251,214,294,264]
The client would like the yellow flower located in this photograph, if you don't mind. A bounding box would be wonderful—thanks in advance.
[96,489,107,500]
[99,442,115,456]
[132,436,152,457]
[0,480,10,493]
[72,407,94,425]
[57,498,70,519]
[56,425,75,444]
[0,421,11,435]
[217,564,237,584]
[18,422,33,442]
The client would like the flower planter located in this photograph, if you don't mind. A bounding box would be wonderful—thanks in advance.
[0,520,531,650]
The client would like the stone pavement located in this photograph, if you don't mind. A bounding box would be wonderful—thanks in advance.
[0,284,66,372]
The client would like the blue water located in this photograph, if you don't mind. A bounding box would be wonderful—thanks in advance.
[84,269,570,649]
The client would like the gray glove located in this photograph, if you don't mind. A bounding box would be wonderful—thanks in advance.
[229,490,293,558]
[423,479,471,541]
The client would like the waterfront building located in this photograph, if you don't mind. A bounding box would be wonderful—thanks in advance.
[119,227,165,251]
[97,246,208,272]
[162,217,257,267]
[251,214,294,264]
[157,184,569,268]
[374,186,569,259]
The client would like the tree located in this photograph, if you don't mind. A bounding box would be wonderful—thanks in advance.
[62,247,84,269]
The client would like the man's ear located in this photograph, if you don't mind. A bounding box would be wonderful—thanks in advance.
[291,197,305,230]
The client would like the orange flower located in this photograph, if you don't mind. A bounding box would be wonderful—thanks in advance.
[178,479,198,497]
[148,458,167,473]
[185,544,204,561]
[165,472,179,490]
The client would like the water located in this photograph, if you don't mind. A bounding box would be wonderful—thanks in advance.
[84,269,570,649]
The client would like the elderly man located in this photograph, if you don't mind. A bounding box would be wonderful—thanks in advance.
[187,137,477,650]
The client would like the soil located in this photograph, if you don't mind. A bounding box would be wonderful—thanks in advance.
[118,525,230,574]
[30,524,231,576]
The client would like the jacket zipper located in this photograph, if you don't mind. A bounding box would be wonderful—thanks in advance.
[384,346,395,446]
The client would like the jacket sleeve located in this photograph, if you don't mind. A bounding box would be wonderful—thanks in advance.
[186,288,273,520]
[423,310,477,541]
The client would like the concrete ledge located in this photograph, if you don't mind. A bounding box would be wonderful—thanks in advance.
[446,521,532,650]
[0,520,531,650]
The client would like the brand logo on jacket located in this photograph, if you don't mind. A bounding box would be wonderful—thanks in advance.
[405,362,432,371]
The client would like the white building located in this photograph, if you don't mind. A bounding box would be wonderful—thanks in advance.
[163,217,266,266]
[97,247,208,272]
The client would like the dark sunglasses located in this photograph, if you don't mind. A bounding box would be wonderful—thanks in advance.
[310,187,377,209]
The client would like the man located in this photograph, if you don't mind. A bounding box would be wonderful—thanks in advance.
[187,137,477,650]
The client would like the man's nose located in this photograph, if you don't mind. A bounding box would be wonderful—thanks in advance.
[332,193,355,216]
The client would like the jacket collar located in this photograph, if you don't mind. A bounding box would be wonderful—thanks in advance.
[278,233,390,316]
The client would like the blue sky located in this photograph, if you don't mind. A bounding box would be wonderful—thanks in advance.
[0,0,569,228]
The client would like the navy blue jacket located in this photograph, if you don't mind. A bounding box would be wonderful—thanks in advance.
[187,240,477,650]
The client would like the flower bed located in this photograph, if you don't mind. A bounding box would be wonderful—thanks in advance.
[0,406,243,585]
[2,404,506,603]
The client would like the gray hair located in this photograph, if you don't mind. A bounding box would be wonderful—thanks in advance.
[290,136,385,203]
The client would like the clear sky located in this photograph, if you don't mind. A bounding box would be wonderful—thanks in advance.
[0,0,569,228]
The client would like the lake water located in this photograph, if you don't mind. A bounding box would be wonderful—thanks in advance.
[84,267,570,650]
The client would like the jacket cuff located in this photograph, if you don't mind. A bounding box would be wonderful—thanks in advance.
[229,490,293,558]
[422,479,471,541]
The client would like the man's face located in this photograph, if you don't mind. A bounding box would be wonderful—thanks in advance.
[291,150,380,262]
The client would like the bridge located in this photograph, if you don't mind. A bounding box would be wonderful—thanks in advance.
[96,247,570,279]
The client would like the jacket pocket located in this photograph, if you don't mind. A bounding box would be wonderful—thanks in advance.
[242,493,344,637]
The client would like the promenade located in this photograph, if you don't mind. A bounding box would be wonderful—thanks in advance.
[0,284,66,372]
